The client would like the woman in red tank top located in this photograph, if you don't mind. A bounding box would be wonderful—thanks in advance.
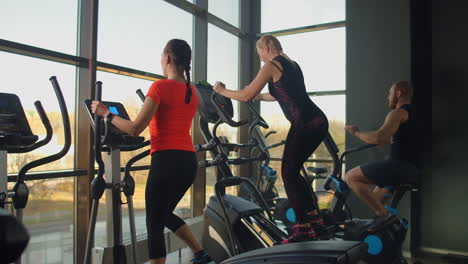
[92,39,211,264]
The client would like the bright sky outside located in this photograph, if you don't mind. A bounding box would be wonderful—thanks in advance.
[1,0,346,126]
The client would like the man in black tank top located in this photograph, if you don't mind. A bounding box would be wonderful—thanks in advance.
[344,81,419,217]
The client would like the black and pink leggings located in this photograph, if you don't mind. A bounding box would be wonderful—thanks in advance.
[281,117,328,224]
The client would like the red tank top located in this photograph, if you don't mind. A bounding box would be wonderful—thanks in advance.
[146,79,198,154]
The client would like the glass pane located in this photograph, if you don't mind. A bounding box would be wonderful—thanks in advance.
[17,178,74,263]
[208,0,239,27]
[1,52,76,172]
[206,24,239,198]
[207,23,240,125]
[0,1,78,55]
[98,0,193,73]
[261,0,345,32]
[277,28,346,92]
[260,95,345,197]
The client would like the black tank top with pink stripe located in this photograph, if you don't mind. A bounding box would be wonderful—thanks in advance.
[268,55,327,126]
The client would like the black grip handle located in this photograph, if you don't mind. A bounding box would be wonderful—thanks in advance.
[210,93,248,127]
[218,176,244,188]
[264,130,277,138]
[339,144,378,174]
[198,160,218,168]
[32,101,53,149]
[95,81,102,101]
[227,157,257,165]
[93,81,105,181]
[16,76,72,183]
[124,148,150,184]
[323,176,333,191]
[194,144,202,152]
[265,140,286,150]
[247,101,269,129]
[136,89,145,102]
[11,101,53,153]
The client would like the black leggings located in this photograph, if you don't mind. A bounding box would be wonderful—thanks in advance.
[146,150,197,259]
[281,117,328,224]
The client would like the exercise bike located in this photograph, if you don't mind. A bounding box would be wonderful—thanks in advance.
[264,135,416,264]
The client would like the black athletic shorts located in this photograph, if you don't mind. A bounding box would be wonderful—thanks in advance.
[360,159,419,188]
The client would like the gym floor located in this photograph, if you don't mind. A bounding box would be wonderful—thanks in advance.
[409,253,468,264]
[145,248,194,264]
[152,248,468,264]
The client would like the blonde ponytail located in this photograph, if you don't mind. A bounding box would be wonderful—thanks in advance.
[257,34,292,61]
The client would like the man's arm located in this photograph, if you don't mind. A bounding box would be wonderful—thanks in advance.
[346,109,408,144]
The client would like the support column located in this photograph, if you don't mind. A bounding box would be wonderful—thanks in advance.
[191,0,208,217]
[238,0,261,179]
[75,0,99,263]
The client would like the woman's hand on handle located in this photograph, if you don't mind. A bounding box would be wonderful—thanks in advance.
[91,101,110,118]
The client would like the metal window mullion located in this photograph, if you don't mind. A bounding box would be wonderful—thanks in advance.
[75,0,99,263]
[163,0,246,38]
[191,0,208,218]
[307,90,346,97]
[238,0,261,179]
[207,13,246,38]
[96,61,165,81]
[0,39,86,67]
[259,20,346,38]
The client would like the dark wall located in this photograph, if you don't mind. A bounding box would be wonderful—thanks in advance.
[346,0,412,168]
[347,0,468,255]
[420,0,468,253]
[346,0,412,214]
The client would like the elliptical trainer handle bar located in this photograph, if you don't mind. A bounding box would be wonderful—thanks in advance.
[8,101,53,153]
[93,81,105,180]
[198,159,223,168]
[227,157,258,165]
[210,93,248,127]
[195,141,216,152]
[124,149,150,180]
[136,89,145,102]
[246,101,269,129]
[17,76,72,182]
[264,130,277,139]
[33,101,53,149]
[265,140,286,150]
[340,143,378,159]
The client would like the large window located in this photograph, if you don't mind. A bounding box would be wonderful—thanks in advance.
[208,0,239,27]
[0,1,78,55]
[1,0,267,262]
[206,24,240,197]
[261,0,345,32]
[1,52,76,172]
[260,2,346,199]
[277,28,346,92]
[207,24,240,139]
[13,178,74,263]
[1,52,76,263]
[98,0,193,73]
